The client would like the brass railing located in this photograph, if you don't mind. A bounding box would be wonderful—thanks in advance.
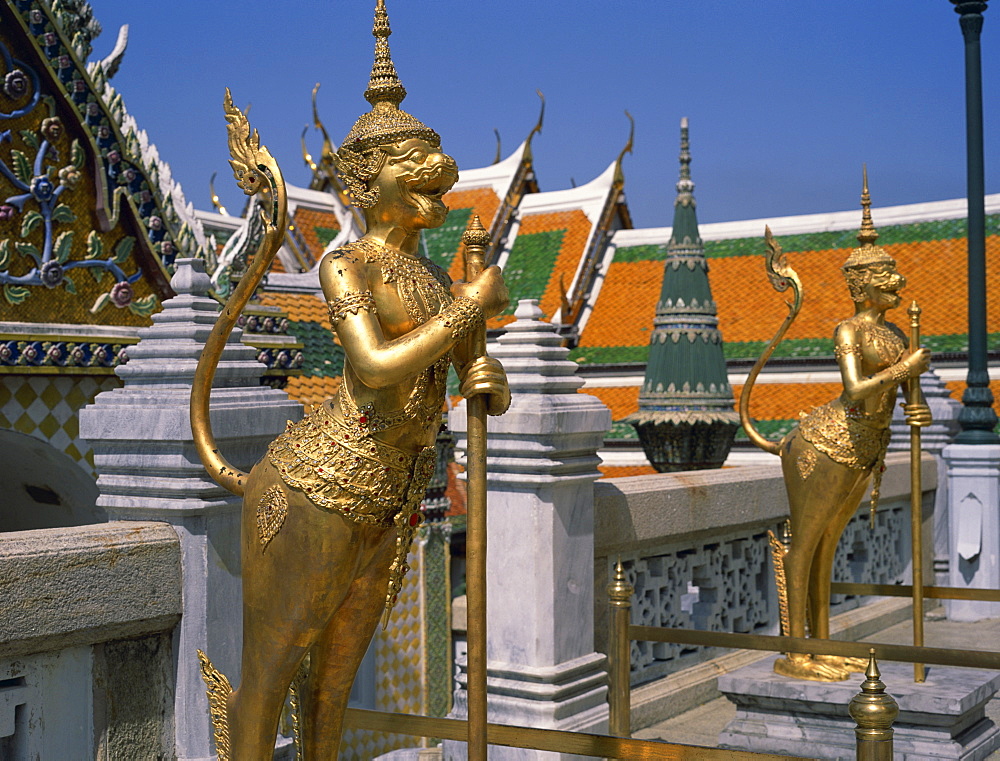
[342,707,810,759]
[607,569,1000,761]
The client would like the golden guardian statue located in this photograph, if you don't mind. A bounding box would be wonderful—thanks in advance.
[190,2,510,757]
[740,170,931,682]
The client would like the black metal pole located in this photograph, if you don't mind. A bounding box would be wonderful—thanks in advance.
[952,1,999,444]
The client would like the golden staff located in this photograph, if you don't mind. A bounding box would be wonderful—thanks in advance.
[908,300,925,683]
[462,215,491,760]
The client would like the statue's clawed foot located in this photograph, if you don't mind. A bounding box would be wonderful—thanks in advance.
[773,653,850,682]
[816,653,869,673]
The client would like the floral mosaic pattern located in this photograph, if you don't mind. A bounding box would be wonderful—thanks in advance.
[0,13,163,317]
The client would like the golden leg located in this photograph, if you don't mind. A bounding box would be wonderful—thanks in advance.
[304,529,396,758]
[230,460,388,760]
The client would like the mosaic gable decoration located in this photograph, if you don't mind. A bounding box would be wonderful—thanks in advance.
[0,0,213,327]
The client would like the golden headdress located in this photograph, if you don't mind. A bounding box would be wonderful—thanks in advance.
[336,0,440,207]
[842,167,895,270]
[842,167,895,301]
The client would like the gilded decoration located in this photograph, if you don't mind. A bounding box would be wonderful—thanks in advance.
[327,288,376,324]
[795,448,816,480]
[0,1,219,327]
[267,401,434,527]
[256,484,288,550]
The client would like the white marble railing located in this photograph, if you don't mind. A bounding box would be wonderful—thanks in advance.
[0,522,181,759]
[593,451,936,685]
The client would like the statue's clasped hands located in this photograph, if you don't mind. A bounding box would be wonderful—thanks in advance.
[452,266,511,416]
[899,347,932,427]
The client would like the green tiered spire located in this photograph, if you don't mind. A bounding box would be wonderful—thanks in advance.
[626,119,739,471]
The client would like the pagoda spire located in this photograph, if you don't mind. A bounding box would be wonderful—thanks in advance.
[625,118,739,471]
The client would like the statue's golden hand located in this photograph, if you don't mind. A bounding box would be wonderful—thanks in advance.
[900,347,931,378]
[903,402,932,427]
[451,266,509,319]
[460,356,510,416]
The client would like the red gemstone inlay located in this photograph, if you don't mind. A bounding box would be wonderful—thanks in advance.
[409,513,421,527]
[359,416,368,424]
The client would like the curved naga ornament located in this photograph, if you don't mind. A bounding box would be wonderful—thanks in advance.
[190,88,287,498]
[738,226,803,456]
[740,172,931,682]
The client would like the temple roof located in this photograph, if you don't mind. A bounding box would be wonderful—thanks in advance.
[578,191,1000,464]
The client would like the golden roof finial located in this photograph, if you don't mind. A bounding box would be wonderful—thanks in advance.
[364,0,407,109]
[613,110,634,186]
[857,164,879,246]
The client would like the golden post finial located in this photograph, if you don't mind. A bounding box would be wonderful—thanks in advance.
[462,215,490,281]
[364,0,406,108]
[849,649,899,758]
[607,557,634,605]
[858,164,879,246]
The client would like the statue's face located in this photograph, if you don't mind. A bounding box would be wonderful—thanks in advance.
[861,262,905,310]
[369,138,458,232]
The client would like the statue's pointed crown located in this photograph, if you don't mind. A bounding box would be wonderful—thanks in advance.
[340,0,440,154]
[842,166,894,270]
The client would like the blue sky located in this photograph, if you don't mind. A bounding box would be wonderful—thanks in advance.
[88,1,997,228]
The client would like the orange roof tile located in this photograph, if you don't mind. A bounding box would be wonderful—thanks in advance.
[445,461,467,517]
[581,382,841,425]
[582,235,1000,352]
[487,209,592,329]
[581,386,640,420]
[284,375,341,407]
[259,292,328,323]
[578,259,661,348]
[293,207,341,260]
[443,187,501,282]
[599,465,657,479]
[734,382,842,422]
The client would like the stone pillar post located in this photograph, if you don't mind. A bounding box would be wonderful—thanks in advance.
[445,299,612,760]
[943,442,1000,621]
[79,259,302,760]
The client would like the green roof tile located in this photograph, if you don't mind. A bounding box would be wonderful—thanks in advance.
[314,226,339,249]
[502,228,566,313]
[614,244,670,263]
[294,320,344,377]
[704,214,1000,260]
[422,207,473,270]
[734,419,796,441]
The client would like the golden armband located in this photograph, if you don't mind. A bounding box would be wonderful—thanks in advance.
[889,363,909,383]
[327,289,377,325]
[437,297,484,340]
[834,344,863,359]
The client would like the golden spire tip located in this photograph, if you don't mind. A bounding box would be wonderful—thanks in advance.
[462,215,490,248]
[857,165,879,246]
[865,648,879,681]
[364,0,406,108]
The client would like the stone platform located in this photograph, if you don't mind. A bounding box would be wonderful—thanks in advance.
[718,655,1000,760]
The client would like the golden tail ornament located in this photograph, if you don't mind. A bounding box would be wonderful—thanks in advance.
[190,89,289,497]
[767,521,791,637]
[738,227,803,456]
[197,649,232,761]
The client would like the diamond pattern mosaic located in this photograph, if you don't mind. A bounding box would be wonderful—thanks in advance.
[0,374,121,478]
